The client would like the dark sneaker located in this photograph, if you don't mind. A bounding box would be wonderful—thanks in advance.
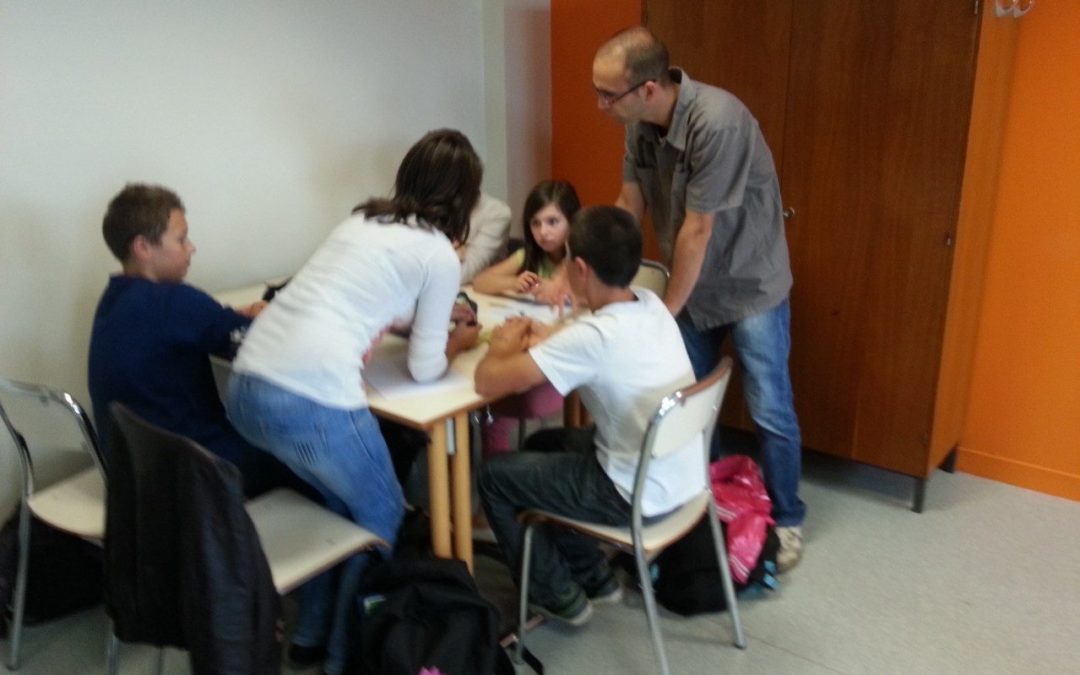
[584,574,623,605]
[286,643,327,669]
[529,589,593,627]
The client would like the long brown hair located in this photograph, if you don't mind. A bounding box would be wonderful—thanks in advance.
[520,180,581,274]
[354,129,482,244]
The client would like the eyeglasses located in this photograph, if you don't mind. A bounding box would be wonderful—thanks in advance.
[595,79,653,106]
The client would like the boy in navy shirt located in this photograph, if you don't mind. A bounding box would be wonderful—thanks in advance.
[88,183,295,496]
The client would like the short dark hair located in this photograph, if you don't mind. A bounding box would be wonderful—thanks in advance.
[520,180,581,274]
[568,206,642,287]
[606,27,671,86]
[354,129,482,244]
[102,184,184,262]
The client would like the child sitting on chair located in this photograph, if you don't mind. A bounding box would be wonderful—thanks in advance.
[472,180,581,457]
[475,206,703,626]
[87,183,298,497]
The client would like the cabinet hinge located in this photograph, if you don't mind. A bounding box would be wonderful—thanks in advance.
[974,0,981,16]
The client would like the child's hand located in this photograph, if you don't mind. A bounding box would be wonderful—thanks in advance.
[489,316,531,356]
[515,271,541,293]
[235,300,268,319]
[525,320,557,347]
[532,279,572,312]
[447,319,482,358]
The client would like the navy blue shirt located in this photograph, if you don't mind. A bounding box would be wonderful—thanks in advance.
[88,275,250,461]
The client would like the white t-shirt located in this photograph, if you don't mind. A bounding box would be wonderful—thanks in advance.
[233,213,460,409]
[529,288,704,516]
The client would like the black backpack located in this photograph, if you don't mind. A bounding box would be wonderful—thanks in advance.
[345,557,514,675]
[653,519,779,616]
[0,507,104,637]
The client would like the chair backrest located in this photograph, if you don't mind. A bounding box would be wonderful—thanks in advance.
[106,403,281,673]
[629,357,733,514]
[646,356,733,461]
[632,259,670,297]
[0,376,105,499]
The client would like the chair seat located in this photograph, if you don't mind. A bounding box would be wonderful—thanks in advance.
[27,466,106,540]
[522,491,711,557]
[245,488,386,595]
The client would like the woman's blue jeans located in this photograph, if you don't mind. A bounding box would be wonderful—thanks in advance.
[678,298,806,527]
[225,373,405,675]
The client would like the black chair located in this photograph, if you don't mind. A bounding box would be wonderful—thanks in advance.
[105,403,384,674]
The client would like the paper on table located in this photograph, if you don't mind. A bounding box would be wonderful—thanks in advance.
[482,298,565,325]
[363,338,470,400]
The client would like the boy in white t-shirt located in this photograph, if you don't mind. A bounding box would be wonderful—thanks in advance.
[475,206,703,626]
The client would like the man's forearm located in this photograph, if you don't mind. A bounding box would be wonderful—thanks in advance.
[664,212,714,315]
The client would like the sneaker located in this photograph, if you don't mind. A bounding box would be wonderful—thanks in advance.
[529,589,593,627]
[286,643,326,669]
[583,574,623,605]
[776,526,803,573]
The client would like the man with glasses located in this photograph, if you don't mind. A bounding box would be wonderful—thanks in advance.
[592,26,806,572]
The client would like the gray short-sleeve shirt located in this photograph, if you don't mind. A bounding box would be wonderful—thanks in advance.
[623,69,792,328]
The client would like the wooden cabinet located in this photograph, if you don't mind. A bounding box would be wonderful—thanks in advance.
[645,0,1017,509]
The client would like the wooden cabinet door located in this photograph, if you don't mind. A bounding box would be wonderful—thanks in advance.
[781,0,979,473]
[644,0,793,168]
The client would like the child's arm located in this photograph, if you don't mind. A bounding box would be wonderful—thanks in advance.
[531,261,576,313]
[474,317,547,398]
[233,300,267,319]
[472,253,538,295]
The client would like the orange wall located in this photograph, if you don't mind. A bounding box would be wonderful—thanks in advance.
[958,3,1080,501]
[551,0,643,232]
[552,2,1079,501]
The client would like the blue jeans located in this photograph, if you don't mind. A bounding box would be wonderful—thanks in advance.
[678,298,806,527]
[225,373,405,675]
[478,427,628,608]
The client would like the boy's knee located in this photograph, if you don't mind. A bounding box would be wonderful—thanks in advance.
[477,457,502,496]
[478,452,524,499]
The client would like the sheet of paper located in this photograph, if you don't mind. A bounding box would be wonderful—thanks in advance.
[480,297,566,325]
[363,338,470,400]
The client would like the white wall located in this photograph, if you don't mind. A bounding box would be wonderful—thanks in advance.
[502,0,552,236]
[0,0,552,516]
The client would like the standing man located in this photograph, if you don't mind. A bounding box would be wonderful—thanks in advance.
[593,27,806,571]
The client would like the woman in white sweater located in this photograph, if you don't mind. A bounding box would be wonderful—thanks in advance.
[226,129,482,675]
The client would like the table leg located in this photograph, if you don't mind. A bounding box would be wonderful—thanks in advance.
[427,422,452,558]
[564,390,590,428]
[450,412,474,572]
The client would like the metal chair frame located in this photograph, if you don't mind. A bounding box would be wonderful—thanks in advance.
[515,357,746,675]
[1,377,107,670]
[631,259,671,297]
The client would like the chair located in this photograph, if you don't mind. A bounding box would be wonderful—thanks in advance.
[0,377,107,671]
[632,259,670,297]
[515,356,746,675]
[105,403,385,674]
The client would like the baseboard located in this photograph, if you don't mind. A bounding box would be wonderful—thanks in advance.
[956,446,1080,502]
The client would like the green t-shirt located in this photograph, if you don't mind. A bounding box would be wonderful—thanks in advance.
[512,248,559,279]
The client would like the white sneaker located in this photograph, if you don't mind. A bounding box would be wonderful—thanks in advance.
[775,526,803,573]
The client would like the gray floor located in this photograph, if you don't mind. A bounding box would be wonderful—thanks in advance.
[5,453,1080,674]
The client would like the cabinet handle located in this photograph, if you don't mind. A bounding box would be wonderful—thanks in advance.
[783,207,796,220]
